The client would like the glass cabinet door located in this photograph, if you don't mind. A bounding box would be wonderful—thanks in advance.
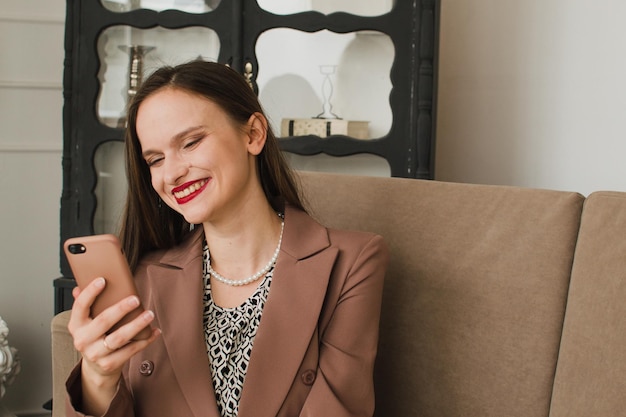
[256,28,393,140]
[97,25,220,127]
[255,27,394,177]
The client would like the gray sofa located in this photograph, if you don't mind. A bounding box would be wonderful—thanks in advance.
[51,171,626,417]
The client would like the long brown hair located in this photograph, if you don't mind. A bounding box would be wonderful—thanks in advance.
[119,60,304,271]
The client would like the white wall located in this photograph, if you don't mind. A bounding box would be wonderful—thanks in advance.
[0,0,65,415]
[435,0,626,195]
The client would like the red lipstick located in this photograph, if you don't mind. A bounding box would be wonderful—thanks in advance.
[172,178,209,204]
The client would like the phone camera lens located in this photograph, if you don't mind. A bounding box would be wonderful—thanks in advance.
[68,244,86,254]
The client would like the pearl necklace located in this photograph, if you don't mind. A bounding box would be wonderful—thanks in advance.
[207,220,284,287]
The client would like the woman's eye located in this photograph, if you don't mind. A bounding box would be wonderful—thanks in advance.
[184,137,202,149]
[146,157,163,167]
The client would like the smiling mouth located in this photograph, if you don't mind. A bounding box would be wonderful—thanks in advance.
[172,179,209,203]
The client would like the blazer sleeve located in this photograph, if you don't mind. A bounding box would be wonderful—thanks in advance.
[299,234,389,417]
[65,360,135,417]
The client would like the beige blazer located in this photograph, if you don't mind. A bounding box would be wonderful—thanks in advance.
[66,206,388,417]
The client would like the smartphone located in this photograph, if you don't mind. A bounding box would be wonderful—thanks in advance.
[64,234,152,340]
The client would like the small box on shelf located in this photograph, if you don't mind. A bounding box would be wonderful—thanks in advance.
[281,118,369,139]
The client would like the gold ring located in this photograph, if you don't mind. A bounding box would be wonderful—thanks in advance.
[102,337,114,352]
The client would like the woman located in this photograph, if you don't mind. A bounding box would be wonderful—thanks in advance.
[66,61,388,417]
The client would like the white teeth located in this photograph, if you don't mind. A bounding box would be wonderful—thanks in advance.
[174,179,207,199]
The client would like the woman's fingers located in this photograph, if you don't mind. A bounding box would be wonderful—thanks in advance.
[69,277,106,323]
[86,328,161,376]
[99,308,157,350]
[68,278,151,354]
[103,328,161,359]
[88,295,141,336]
[67,277,161,395]
[68,277,106,348]
[67,276,161,369]
[78,309,160,373]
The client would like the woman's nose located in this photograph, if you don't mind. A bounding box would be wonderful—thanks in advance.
[163,156,190,184]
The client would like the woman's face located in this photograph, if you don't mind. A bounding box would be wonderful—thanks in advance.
[135,87,266,225]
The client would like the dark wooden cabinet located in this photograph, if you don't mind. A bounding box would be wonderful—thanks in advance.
[55,0,439,312]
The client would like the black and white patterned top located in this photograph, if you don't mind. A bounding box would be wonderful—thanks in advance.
[202,240,273,417]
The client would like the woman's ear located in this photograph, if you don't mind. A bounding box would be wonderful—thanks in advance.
[246,112,268,156]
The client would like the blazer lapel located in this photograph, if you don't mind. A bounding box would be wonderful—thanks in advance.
[238,207,338,417]
[149,229,221,417]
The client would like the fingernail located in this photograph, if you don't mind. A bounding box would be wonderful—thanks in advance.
[127,296,140,307]
[94,277,105,288]
[143,310,155,320]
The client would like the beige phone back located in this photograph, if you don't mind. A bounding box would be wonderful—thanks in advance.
[64,234,151,340]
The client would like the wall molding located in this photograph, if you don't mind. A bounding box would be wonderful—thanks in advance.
[0,80,62,90]
[0,143,62,153]
[0,12,65,24]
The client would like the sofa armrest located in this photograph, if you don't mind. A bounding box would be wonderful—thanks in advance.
[51,310,80,417]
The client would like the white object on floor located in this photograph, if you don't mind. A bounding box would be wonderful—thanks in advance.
[0,316,20,417]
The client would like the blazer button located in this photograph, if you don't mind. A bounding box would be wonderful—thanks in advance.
[301,369,316,386]
[139,360,154,376]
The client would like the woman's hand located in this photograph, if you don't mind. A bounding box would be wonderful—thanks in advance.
[67,277,161,415]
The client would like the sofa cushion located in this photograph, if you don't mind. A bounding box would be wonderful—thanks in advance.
[51,310,79,417]
[549,191,626,417]
[298,172,584,417]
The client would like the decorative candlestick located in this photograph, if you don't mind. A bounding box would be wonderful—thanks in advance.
[118,45,156,100]
[315,65,340,119]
